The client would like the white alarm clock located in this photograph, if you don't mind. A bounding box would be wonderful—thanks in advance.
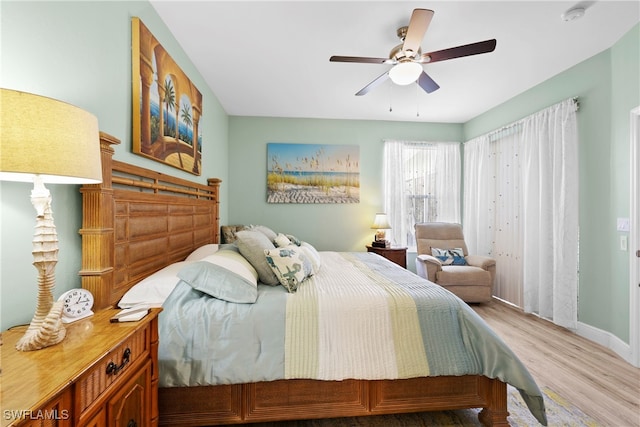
[58,288,94,323]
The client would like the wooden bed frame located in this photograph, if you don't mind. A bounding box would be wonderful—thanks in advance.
[80,132,509,427]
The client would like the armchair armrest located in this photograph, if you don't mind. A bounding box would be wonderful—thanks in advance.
[465,255,496,286]
[415,254,442,282]
[465,255,496,270]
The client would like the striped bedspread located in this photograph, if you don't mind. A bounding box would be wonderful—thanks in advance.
[158,251,546,425]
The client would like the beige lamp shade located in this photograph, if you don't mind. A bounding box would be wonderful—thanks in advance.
[371,213,391,230]
[0,88,102,184]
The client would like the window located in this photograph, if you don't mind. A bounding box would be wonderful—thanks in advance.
[383,141,461,249]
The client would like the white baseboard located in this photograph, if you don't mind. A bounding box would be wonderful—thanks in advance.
[491,297,636,366]
[576,321,635,366]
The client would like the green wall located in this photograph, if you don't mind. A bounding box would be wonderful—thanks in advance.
[0,1,229,330]
[1,0,637,350]
[228,25,639,344]
[227,117,462,253]
[463,23,639,343]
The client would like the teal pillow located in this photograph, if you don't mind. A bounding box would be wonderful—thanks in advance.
[178,259,258,303]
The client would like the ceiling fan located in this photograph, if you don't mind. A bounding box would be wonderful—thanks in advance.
[329,9,497,96]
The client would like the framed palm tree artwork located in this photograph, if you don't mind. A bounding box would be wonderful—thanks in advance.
[131,17,203,175]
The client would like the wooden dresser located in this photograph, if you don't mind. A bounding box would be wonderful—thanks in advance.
[1,308,160,427]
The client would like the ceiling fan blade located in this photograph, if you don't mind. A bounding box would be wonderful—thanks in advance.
[402,9,434,55]
[420,39,497,64]
[330,55,389,64]
[355,71,390,96]
[417,71,440,94]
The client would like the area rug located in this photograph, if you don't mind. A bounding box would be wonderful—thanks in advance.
[228,386,599,427]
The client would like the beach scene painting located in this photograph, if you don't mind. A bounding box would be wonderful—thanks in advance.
[267,143,360,204]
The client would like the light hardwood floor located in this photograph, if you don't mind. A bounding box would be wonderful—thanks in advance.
[473,299,640,427]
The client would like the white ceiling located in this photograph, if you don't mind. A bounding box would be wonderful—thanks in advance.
[149,1,639,123]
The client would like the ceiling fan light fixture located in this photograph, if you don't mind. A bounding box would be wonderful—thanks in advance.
[389,61,422,85]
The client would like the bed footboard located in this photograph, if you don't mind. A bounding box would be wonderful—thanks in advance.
[158,376,508,426]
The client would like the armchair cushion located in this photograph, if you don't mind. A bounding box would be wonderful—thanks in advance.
[437,266,492,287]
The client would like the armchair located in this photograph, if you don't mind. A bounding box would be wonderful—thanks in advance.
[414,222,495,303]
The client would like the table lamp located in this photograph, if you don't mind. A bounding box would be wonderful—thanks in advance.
[371,213,391,248]
[0,88,101,351]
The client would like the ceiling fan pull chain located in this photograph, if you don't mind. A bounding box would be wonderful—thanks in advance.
[389,84,393,112]
[416,83,420,117]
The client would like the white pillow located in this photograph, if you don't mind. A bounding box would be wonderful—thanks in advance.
[118,261,190,308]
[299,241,322,274]
[274,233,292,248]
[248,224,278,241]
[185,244,220,261]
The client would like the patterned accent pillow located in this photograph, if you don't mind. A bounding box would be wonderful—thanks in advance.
[264,245,313,293]
[274,233,292,248]
[431,248,467,266]
[220,225,248,244]
[285,234,302,246]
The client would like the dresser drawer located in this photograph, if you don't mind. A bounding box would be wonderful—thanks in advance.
[76,325,150,415]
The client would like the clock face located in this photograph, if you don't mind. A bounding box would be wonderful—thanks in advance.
[59,289,94,319]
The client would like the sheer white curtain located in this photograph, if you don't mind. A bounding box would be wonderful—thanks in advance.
[383,140,461,249]
[463,135,494,257]
[521,99,579,329]
[463,98,578,328]
[464,130,524,306]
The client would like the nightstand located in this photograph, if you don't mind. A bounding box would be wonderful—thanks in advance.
[1,308,160,427]
[366,245,408,268]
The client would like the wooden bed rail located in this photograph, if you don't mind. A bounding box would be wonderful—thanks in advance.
[79,131,221,310]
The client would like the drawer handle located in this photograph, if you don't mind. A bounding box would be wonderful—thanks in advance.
[106,348,131,376]
[127,420,137,427]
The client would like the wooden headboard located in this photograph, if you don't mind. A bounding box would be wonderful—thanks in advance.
[80,132,221,310]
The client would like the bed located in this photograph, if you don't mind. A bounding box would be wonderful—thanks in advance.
[80,132,546,427]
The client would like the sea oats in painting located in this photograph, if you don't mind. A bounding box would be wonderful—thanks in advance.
[267,143,360,204]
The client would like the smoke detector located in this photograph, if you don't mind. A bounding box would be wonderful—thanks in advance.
[561,7,585,22]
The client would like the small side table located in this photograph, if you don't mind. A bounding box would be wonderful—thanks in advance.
[366,245,408,268]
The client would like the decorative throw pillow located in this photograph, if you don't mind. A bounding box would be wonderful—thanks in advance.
[285,234,302,246]
[235,230,280,286]
[299,241,322,274]
[431,248,467,266]
[248,225,278,241]
[220,225,248,244]
[264,245,313,293]
[274,233,292,248]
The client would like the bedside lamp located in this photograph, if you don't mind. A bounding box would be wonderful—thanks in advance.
[370,213,391,248]
[0,89,101,351]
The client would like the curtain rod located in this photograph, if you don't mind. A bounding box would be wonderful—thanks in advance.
[464,97,579,143]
